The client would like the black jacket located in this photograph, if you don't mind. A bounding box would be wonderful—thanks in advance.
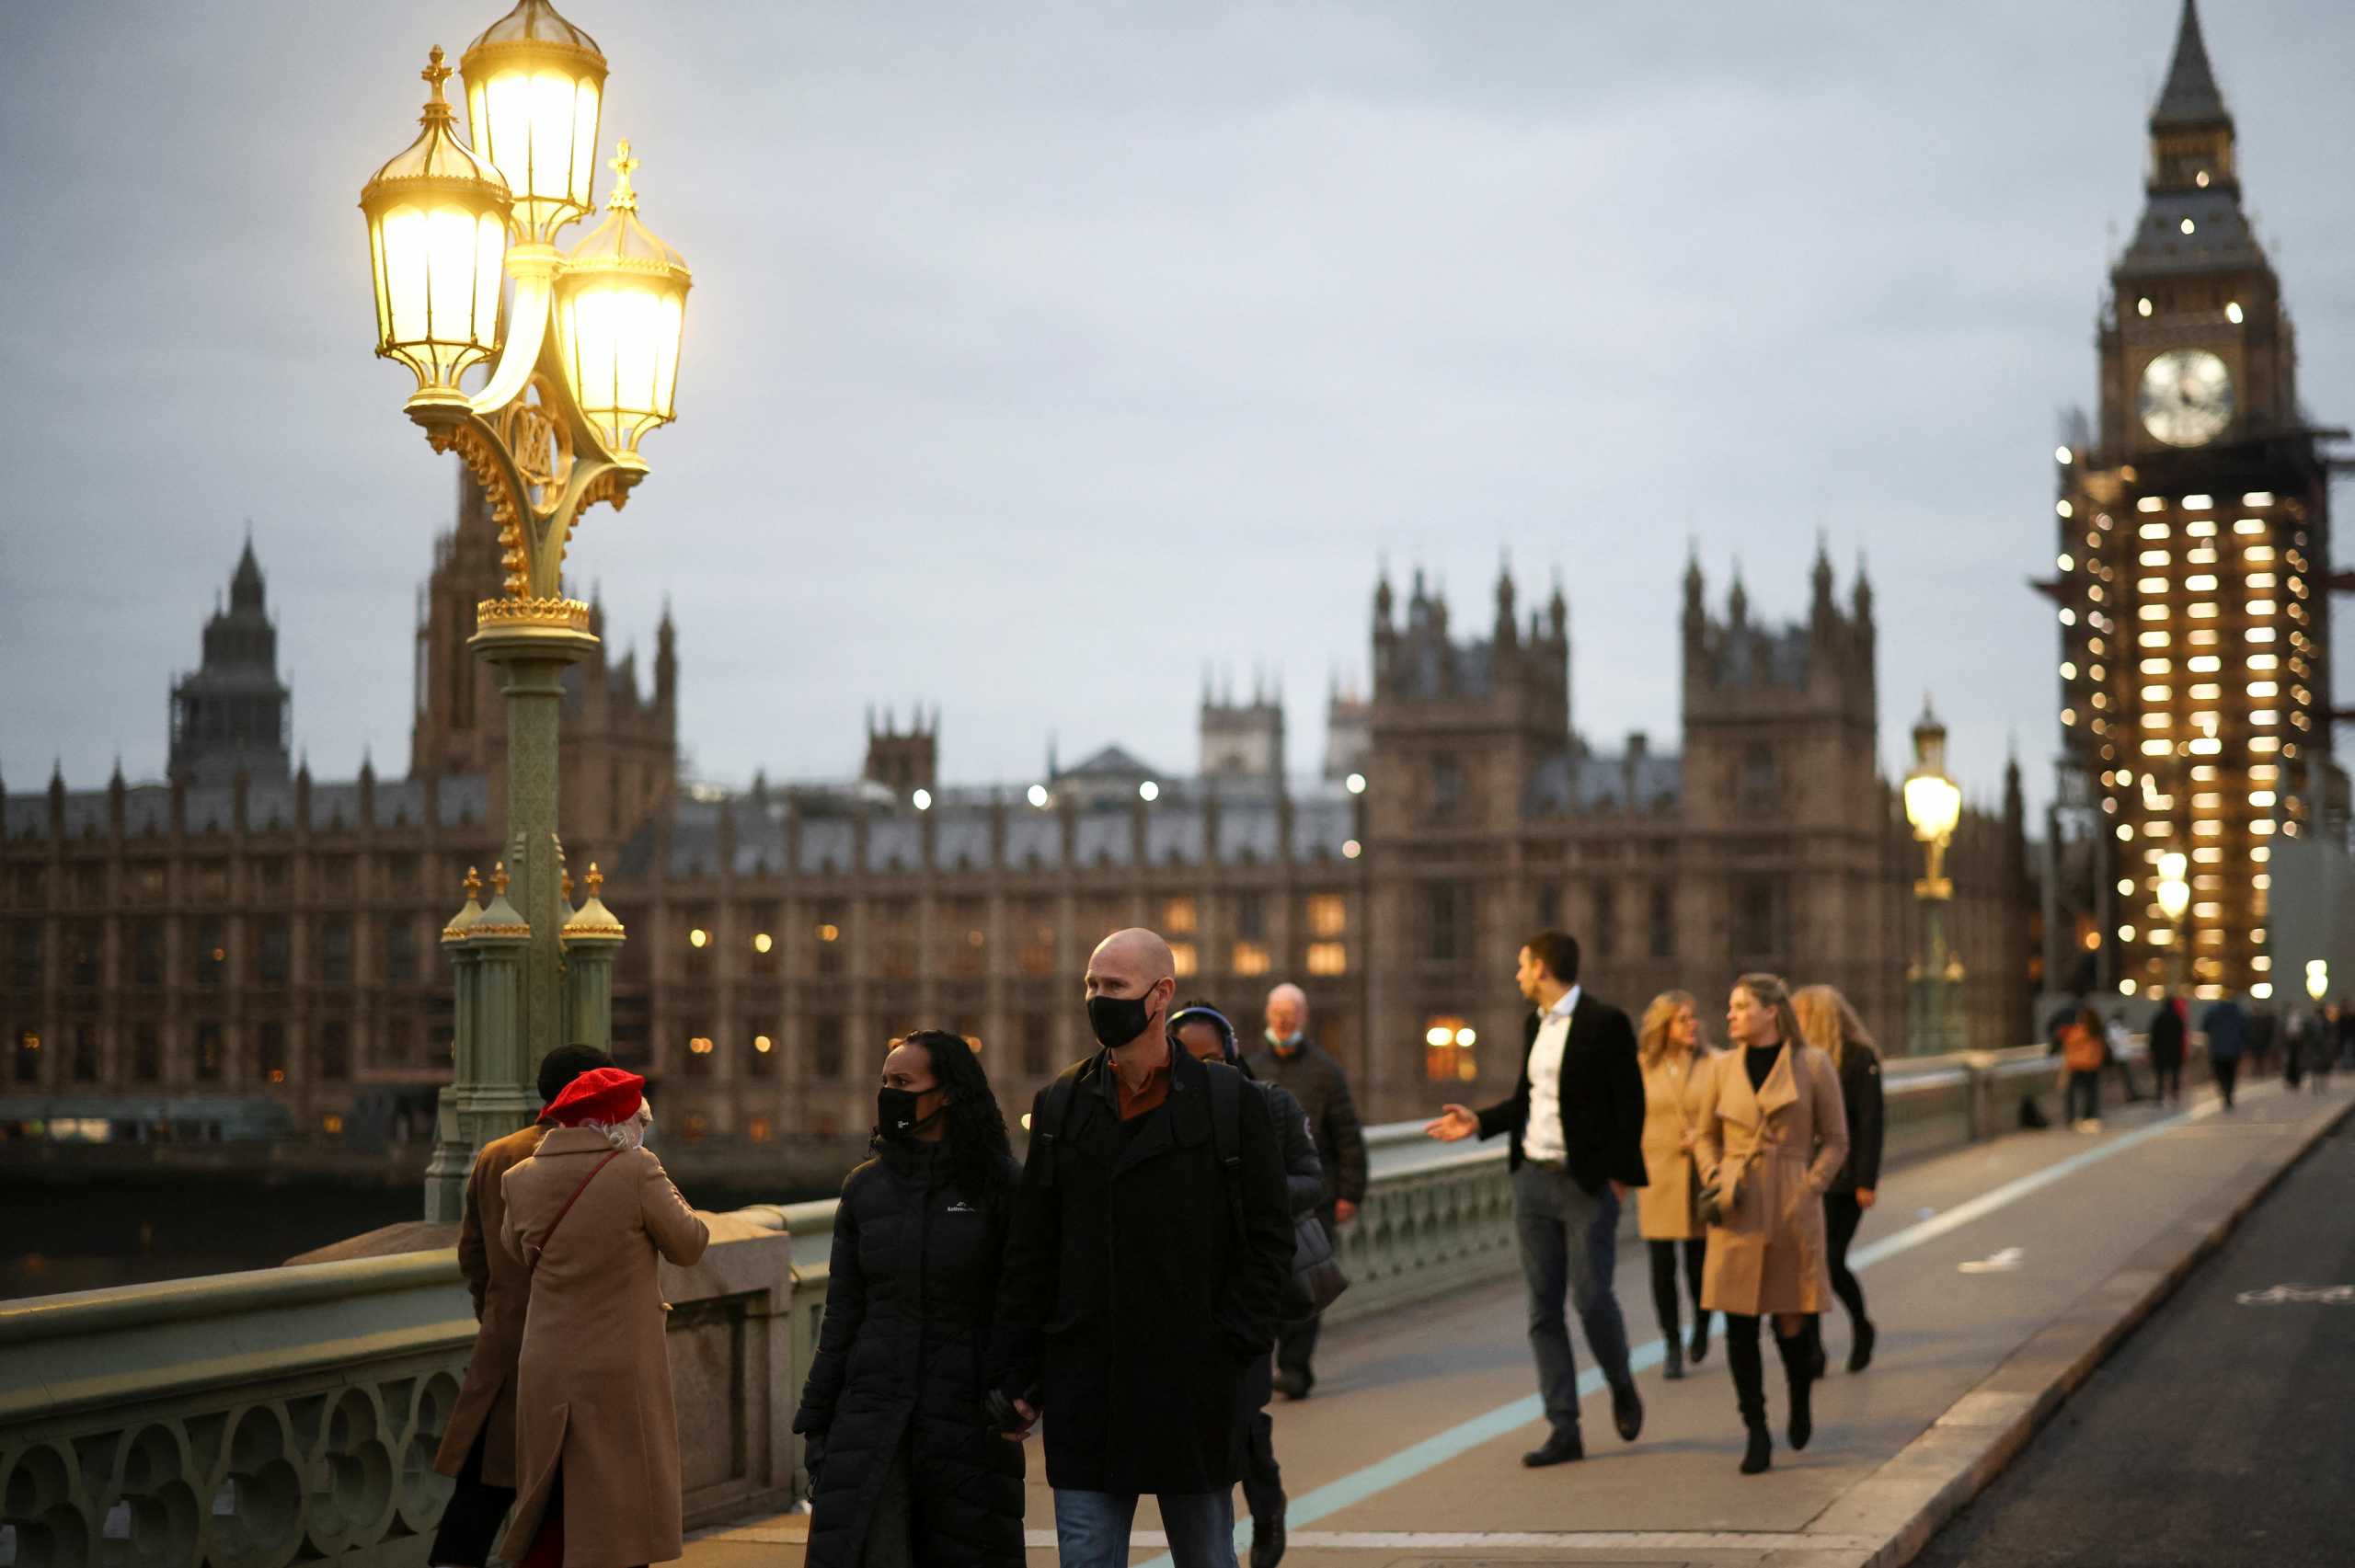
[1476,992,1648,1196]
[1262,1080,1327,1219]
[2147,999,2188,1067]
[1245,1036,1370,1208]
[993,1045,1294,1495]
[791,1140,1025,1568]
[1829,1042,1885,1195]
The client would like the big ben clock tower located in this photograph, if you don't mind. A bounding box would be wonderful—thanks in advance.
[2051,0,2340,1001]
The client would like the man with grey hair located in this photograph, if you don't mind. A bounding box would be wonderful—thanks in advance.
[1246,980,1368,1400]
[994,929,1294,1568]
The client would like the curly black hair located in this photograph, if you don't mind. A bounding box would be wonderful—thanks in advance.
[898,1030,1016,1199]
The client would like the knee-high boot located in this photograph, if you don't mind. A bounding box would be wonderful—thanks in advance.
[1726,1315,1771,1474]
[1775,1319,1820,1451]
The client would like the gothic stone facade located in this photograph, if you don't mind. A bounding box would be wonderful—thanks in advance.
[2,486,2028,1142]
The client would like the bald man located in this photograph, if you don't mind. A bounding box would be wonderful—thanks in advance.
[994,929,1294,1568]
[1246,981,1368,1401]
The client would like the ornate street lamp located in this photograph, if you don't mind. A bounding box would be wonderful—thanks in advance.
[1903,698,1967,1056]
[358,0,692,1221]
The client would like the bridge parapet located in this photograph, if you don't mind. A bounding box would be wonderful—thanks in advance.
[0,1041,2085,1562]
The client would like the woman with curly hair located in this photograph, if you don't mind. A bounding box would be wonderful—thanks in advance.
[1636,990,1718,1379]
[793,1031,1025,1567]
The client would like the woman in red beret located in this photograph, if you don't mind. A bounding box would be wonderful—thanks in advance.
[497,1068,710,1568]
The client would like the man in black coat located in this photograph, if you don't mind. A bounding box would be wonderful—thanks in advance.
[994,929,1295,1568]
[1427,929,1647,1467]
[1245,980,1369,1401]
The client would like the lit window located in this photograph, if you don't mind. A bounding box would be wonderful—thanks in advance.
[2144,713,2171,729]
[2252,710,2279,726]
[2189,630,2219,647]
[2138,577,2168,593]
[2251,764,2280,782]
[1232,941,1271,977]
[1171,941,1199,977]
[2254,873,2271,889]
[2247,600,2276,616]
[2189,765,2217,781]
[2189,737,2223,755]
[2185,574,2218,591]
[2138,605,2168,621]
[2188,602,2218,619]
[2234,518,2265,535]
[2187,521,2217,538]
[2141,685,2172,703]
[2247,572,2276,589]
[2139,632,2169,647]
[2141,658,2171,674]
[2252,844,2271,862]
[2188,683,2220,700]
[2193,821,2223,837]
[1305,941,1348,977]
[2253,819,2277,835]
[2251,736,2280,752]
[2139,549,2170,567]
[2244,492,2274,507]
[2191,793,2222,808]
[2226,301,2244,323]
[2251,790,2277,807]
[2141,739,2172,756]
[2248,654,2278,670]
[1305,894,1348,936]
[2249,626,2277,643]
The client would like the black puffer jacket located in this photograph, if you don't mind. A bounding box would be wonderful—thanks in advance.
[1829,1041,1885,1195]
[791,1140,1024,1568]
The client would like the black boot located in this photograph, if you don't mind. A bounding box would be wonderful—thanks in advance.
[1664,1334,1685,1380]
[1689,1311,1711,1366]
[1775,1322,1818,1451]
[1848,1317,1877,1374]
[1728,1317,1771,1475]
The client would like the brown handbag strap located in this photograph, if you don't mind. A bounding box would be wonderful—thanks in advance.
[530,1148,625,1274]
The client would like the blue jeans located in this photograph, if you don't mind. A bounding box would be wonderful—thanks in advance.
[1053,1487,1237,1568]
[1511,1161,1635,1437]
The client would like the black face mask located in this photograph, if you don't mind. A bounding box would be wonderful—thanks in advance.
[1086,986,1161,1049]
[877,1085,943,1142]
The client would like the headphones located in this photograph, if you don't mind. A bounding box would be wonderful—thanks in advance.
[1166,1003,1239,1062]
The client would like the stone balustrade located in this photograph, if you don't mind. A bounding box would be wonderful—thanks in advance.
[0,1041,2097,1562]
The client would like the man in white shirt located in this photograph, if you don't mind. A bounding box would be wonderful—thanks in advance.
[1427,929,1648,1466]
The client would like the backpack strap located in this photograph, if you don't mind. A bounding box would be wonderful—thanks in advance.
[1206,1060,1247,1248]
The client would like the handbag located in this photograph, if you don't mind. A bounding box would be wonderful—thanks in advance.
[1695,1164,1745,1230]
[1281,1210,1350,1325]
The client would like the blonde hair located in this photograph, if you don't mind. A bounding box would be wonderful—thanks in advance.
[1733,972,1807,1058]
[1638,990,1704,1068]
[1792,984,1874,1071]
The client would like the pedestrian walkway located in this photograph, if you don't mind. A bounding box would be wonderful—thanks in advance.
[688,1079,2348,1566]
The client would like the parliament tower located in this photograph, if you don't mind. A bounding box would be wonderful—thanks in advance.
[2048,1,2341,1000]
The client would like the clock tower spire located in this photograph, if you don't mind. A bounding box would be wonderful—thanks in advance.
[2043,0,2344,1005]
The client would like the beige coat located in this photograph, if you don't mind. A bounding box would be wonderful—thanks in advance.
[1694,1042,1848,1316]
[433,1119,548,1487]
[1637,1047,1718,1240]
[496,1129,711,1568]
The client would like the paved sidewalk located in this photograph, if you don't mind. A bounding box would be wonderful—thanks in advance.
[689,1080,2348,1566]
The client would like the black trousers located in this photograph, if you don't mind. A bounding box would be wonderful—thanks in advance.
[2153,1057,2184,1102]
[1647,1238,1706,1341]
[1239,1405,1283,1523]
[429,1427,515,1568]
[1821,1192,1868,1329]
[2066,1069,2101,1123]
[2213,1055,2240,1107]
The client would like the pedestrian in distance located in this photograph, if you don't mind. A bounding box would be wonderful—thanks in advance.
[2056,1004,2107,1132]
[429,1044,613,1568]
[1173,1001,1326,1568]
[1693,974,1848,1476]
[1424,929,1648,1469]
[1634,990,1717,1379]
[497,1069,710,1568]
[2202,992,2248,1111]
[2147,990,2188,1106]
[1791,985,1884,1373]
[993,929,1295,1568]
[791,1031,1026,1568]
[1246,981,1369,1402]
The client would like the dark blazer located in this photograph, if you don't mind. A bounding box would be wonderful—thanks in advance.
[1474,991,1648,1196]
[993,1045,1294,1496]
[1829,1042,1885,1195]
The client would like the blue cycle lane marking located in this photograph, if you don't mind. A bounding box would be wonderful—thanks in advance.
[1128,1089,2227,1568]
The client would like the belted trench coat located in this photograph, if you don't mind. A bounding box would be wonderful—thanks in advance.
[1637,1047,1719,1241]
[1693,1042,1848,1317]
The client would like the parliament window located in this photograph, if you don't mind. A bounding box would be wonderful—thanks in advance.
[1649,883,1675,958]
[1304,894,1347,937]
[1022,1013,1052,1078]
[1592,884,1617,960]
[386,920,419,982]
[1731,876,1786,959]
[320,917,352,986]
[258,1022,286,1083]
[1305,941,1348,977]
[132,1023,161,1082]
[1424,882,1468,964]
[1232,941,1272,977]
[319,1022,350,1081]
[258,919,290,986]
[134,920,165,987]
[1162,897,1198,934]
[195,1022,224,1082]
[813,1015,845,1081]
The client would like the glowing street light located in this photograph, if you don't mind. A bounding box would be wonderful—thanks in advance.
[1902,698,1966,1055]
[361,1,696,1222]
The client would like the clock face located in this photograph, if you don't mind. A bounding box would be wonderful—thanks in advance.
[2139,349,2234,447]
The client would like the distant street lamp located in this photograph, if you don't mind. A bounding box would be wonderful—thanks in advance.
[2304,958,2329,1004]
[1903,698,1966,1057]
[2154,851,2190,994]
[359,0,694,1220]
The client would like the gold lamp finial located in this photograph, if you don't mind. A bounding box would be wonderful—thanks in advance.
[606,139,639,211]
[585,862,605,896]
[491,861,511,897]
[463,864,483,899]
[420,45,455,120]
[561,869,575,901]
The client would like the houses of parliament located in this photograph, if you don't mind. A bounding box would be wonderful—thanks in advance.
[1,470,2029,1145]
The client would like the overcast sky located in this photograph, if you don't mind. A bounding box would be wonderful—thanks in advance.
[6,1,2355,818]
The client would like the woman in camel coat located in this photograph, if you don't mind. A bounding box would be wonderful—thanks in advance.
[499,1068,711,1568]
[1636,990,1718,1379]
[1694,973,1847,1476]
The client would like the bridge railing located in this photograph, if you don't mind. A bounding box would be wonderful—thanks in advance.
[0,1040,2096,1562]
